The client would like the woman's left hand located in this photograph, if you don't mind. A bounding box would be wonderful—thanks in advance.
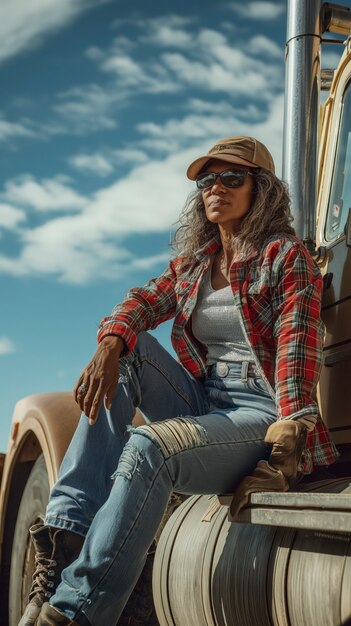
[228,419,308,521]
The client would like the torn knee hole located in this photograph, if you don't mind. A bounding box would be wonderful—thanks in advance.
[134,417,208,457]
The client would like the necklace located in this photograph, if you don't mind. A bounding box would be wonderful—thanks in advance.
[219,250,231,273]
[218,243,244,272]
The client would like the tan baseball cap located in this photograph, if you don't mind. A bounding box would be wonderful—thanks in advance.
[187,136,275,179]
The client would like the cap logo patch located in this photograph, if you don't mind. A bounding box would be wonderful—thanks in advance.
[209,143,249,154]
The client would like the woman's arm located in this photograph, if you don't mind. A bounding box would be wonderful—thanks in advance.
[271,241,325,420]
[228,243,325,519]
[97,260,178,353]
[74,260,179,423]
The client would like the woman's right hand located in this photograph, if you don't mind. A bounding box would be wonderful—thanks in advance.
[74,335,125,424]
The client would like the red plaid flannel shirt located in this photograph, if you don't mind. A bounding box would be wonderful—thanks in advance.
[98,235,339,473]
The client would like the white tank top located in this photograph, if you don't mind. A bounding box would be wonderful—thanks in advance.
[191,266,253,366]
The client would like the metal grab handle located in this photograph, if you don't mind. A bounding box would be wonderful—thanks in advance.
[324,347,351,366]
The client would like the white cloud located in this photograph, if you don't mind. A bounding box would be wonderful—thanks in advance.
[146,26,192,48]
[112,149,148,164]
[0,337,15,355]
[130,252,171,270]
[0,14,284,146]
[54,84,118,133]
[54,71,176,134]
[249,35,282,59]
[64,29,283,133]
[2,176,87,211]
[146,15,192,29]
[138,110,265,150]
[17,225,133,283]
[69,153,114,177]
[138,118,210,140]
[187,98,264,122]
[0,203,26,229]
[230,1,285,20]
[158,27,282,99]
[138,93,284,170]
[48,22,283,137]
[0,0,109,65]
[0,116,34,141]
[85,46,105,62]
[88,35,135,62]
[197,29,227,48]
[99,53,179,95]
[162,50,280,97]
[84,24,283,110]
[141,15,194,48]
[101,55,147,84]
[133,14,193,34]
[68,148,148,177]
[0,152,191,282]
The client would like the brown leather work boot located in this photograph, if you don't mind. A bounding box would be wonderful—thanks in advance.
[35,603,81,625]
[18,522,84,626]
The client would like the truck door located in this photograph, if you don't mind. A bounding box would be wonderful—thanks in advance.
[318,72,351,447]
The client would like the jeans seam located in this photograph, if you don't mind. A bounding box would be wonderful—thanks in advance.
[138,354,204,414]
[161,437,266,461]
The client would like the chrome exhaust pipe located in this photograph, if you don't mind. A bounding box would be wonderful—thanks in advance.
[283,0,321,248]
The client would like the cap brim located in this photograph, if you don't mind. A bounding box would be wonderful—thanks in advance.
[187,154,258,180]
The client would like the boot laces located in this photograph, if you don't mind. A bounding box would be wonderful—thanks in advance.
[29,554,57,600]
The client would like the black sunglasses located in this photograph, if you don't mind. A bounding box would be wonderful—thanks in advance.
[196,168,253,190]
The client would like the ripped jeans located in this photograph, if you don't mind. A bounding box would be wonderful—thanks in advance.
[45,332,277,626]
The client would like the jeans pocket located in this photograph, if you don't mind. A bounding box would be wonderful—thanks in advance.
[247,377,270,395]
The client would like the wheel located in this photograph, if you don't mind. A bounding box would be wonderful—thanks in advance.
[6,452,158,626]
[8,454,50,626]
[7,454,180,626]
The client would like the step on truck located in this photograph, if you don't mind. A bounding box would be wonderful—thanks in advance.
[2,1,351,625]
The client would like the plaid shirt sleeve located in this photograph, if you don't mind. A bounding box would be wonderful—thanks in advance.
[271,241,325,420]
[97,260,178,353]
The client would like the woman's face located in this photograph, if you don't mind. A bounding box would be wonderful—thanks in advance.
[201,159,254,234]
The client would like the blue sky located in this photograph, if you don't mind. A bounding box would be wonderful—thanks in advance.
[0,0,344,451]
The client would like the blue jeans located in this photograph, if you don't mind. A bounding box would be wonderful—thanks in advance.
[45,332,277,626]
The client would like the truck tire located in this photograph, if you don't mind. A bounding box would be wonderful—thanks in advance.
[8,454,50,626]
[7,454,181,626]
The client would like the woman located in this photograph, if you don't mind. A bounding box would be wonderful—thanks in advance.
[20,136,338,626]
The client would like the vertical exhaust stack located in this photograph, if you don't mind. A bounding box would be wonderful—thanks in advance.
[283,0,321,248]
